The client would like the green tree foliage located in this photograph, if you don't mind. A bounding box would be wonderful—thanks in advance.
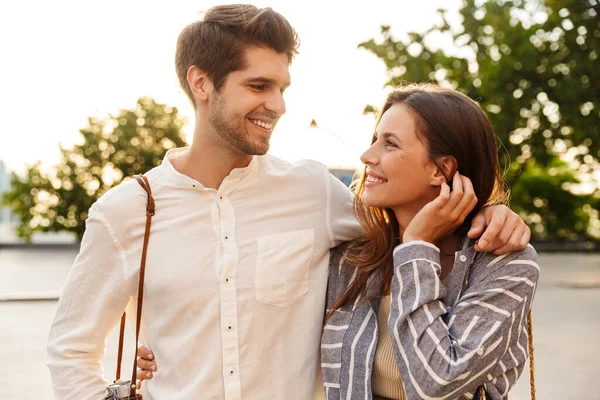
[3,97,187,241]
[359,0,600,240]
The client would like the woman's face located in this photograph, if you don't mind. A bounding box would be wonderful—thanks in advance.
[360,103,439,211]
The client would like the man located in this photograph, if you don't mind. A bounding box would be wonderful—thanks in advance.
[46,5,530,399]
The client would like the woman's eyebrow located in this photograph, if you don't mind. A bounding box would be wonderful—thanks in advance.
[382,132,401,141]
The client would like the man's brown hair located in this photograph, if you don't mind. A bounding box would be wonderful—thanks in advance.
[175,4,299,107]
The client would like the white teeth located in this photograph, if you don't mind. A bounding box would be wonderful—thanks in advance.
[250,119,274,130]
[366,174,386,183]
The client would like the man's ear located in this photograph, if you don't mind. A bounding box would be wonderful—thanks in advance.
[187,66,214,104]
[430,156,457,186]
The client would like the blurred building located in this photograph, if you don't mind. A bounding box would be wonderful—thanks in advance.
[329,168,357,187]
[0,161,12,223]
[0,161,17,242]
[270,119,360,187]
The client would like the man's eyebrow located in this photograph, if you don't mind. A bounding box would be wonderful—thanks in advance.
[243,77,274,84]
[243,76,291,89]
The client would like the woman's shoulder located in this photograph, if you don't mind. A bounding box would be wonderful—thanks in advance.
[471,244,540,285]
[479,243,538,265]
[476,243,539,265]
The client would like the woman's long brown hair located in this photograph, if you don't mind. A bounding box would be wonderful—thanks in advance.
[326,84,508,320]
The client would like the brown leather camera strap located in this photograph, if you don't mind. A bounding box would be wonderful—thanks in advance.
[114,175,155,397]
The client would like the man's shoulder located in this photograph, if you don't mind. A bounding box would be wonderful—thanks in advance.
[91,166,163,223]
[260,154,329,178]
[473,244,540,283]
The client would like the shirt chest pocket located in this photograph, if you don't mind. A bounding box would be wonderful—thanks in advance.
[255,229,315,308]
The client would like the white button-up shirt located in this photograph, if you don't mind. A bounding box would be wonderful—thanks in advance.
[46,148,361,399]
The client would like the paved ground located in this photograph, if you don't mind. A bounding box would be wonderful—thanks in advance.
[1,248,599,399]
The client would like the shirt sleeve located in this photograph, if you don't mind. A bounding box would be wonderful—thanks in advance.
[325,170,362,247]
[46,204,136,400]
[387,241,539,399]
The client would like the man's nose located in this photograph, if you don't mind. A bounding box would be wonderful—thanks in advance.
[265,92,286,116]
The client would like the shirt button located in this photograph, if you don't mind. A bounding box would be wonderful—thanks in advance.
[225,236,228,240]
[459,255,467,262]
[225,278,229,283]
[230,370,234,375]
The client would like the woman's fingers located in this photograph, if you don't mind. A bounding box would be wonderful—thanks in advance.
[135,345,157,387]
[452,170,462,191]
[137,368,153,381]
[439,181,451,202]
[425,182,451,211]
[137,346,153,360]
[402,182,450,242]
[456,175,478,222]
[137,357,157,373]
[445,172,464,210]
[402,174,476,243]
[136,345,156,371]
[442,173,476,227]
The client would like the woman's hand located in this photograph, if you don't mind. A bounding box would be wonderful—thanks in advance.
[135,345,157,389]
[402,172,477,244]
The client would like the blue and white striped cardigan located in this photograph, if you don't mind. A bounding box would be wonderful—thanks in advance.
[321,238,539,400]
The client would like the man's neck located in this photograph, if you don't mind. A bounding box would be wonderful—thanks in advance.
[172,132,253,190]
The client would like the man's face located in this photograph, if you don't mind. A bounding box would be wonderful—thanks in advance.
[208,46,291,156]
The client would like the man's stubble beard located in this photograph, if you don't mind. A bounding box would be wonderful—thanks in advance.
[209,92,270,156]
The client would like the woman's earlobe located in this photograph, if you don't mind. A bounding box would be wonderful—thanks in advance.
[430,174,447,187]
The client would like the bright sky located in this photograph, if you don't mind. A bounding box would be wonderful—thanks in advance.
[0,0,461,173]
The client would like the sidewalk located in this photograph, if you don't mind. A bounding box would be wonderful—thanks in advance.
[1,250,599,399]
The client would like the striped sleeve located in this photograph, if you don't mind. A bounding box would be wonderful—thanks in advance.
[387,241,539,399]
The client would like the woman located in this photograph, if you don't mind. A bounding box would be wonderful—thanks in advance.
[320,84,538,399]
[136,84,538,399]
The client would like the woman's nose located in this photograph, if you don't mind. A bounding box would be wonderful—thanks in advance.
[360,144,379,166]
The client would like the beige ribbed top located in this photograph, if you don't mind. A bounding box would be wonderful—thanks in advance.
[372,295,406,399]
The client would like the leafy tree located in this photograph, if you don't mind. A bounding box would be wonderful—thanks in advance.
[359,0,600,240]
[3,97,187,241]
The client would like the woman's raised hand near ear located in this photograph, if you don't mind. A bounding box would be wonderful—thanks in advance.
[402,172,478,244]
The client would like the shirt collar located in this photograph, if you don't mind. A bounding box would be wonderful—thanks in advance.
[457,236,479,265]
[160,147,259,190]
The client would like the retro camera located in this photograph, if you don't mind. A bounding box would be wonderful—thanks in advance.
[106,379,133,400]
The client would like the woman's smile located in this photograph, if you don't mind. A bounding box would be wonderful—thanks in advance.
[365,171,388,187]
